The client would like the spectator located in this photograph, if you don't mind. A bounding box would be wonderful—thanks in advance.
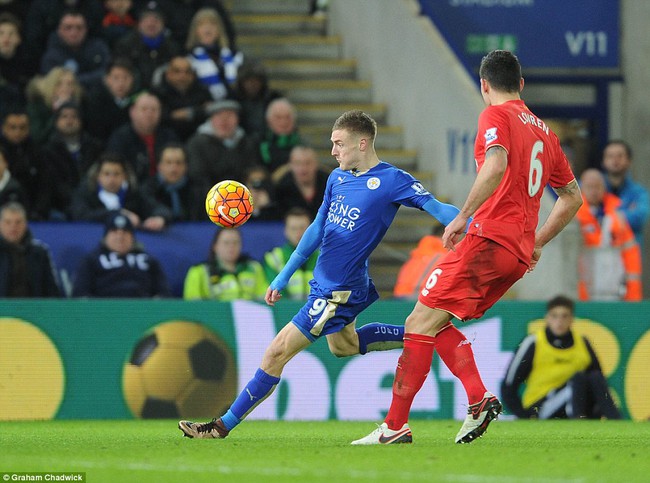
[39,9,110,90]
[576,168,642,301]
[262,207,318,300]
[275,145,328,219]
[0,201,61,297]
[393,223,447,299]
[186,99,260,191]
[113,1,181,89]
[150,0,236,50]
[25,1,104,69]
[151,55,212,142]
[106,91,179,183]
[0,146,28,208]
[83,58,136,141]
[100,0,136,48]
[0,13,36,95]
[0,109,50,220]
[72,211,171,298]
[232,61,283,137]
[501,295,621,420]
[185,7,243,101]
[42,101,104,220]
[0,0,32,24]
[244,165,282,222]
[69,152,172,231]
[601,140,650,247]
[259,98,303,180]
[140,142,204,221]
[0,79,23,121]
[26,66,84,145]
[183,227,267,301]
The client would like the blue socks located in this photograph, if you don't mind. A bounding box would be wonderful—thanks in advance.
[221,368,280,431]
[356,322,405,355]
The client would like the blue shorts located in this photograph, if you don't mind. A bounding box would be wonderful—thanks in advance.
[292,279,379,342]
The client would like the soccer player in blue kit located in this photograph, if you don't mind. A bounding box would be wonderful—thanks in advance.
[179,110,462,439]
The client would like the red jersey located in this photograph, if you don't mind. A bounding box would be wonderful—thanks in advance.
[469,99,575,264]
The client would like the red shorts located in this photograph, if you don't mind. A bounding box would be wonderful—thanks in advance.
[417,235,528,321]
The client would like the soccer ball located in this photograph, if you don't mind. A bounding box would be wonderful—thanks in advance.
[122,321,237,419]
[205,180,254,228]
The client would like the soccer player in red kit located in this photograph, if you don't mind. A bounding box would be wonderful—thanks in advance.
[353,50,584,445]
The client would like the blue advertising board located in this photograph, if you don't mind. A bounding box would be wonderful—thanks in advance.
[30,221,285,297]
[419,0,619,73]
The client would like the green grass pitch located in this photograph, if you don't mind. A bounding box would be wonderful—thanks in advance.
[1,420,649,482]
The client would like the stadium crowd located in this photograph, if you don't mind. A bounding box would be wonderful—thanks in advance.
[0,0,648,304]
[0,0,332,299]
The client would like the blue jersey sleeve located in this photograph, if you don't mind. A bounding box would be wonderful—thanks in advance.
[391,167,463,226]
[421,198,460,226]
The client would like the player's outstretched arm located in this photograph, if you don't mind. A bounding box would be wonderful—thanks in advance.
[421,198,461,226]
[266,211,326,304]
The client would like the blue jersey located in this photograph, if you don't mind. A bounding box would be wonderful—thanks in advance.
[314,161,433,290]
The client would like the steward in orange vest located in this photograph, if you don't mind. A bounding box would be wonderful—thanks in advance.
[393,225,447,299]
[576,169,641,301]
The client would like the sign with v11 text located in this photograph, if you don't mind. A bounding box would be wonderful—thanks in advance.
[419,0,619,71]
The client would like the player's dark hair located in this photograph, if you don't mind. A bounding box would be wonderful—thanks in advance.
[479,50,522,93]
[332,110,377,142]
[604,139,633,161]
[546,295,574,314]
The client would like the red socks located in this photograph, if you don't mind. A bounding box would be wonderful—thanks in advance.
[384,325,487,430]
[385,333,435,430]
[435,323,487,404]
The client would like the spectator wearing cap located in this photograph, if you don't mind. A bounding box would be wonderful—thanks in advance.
[106,91,179,183]
[185,7,243,101]
[72,211,171,298]
[0,201,62,298]
[232,61,283,137]
[26,66,85,145]
[39,9,111,90]
[83,58,137,141]
[69,152,172,231]
[151,55,213,142]
[42,101,104,220]
[186,99,261,193]
[113,1,181,89]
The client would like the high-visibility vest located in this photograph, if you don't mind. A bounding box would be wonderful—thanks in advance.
[183,258,267,301]
[263,244,318,300]
[393,235,447,298]
[522,328,592,408]
[576,193,642,301]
